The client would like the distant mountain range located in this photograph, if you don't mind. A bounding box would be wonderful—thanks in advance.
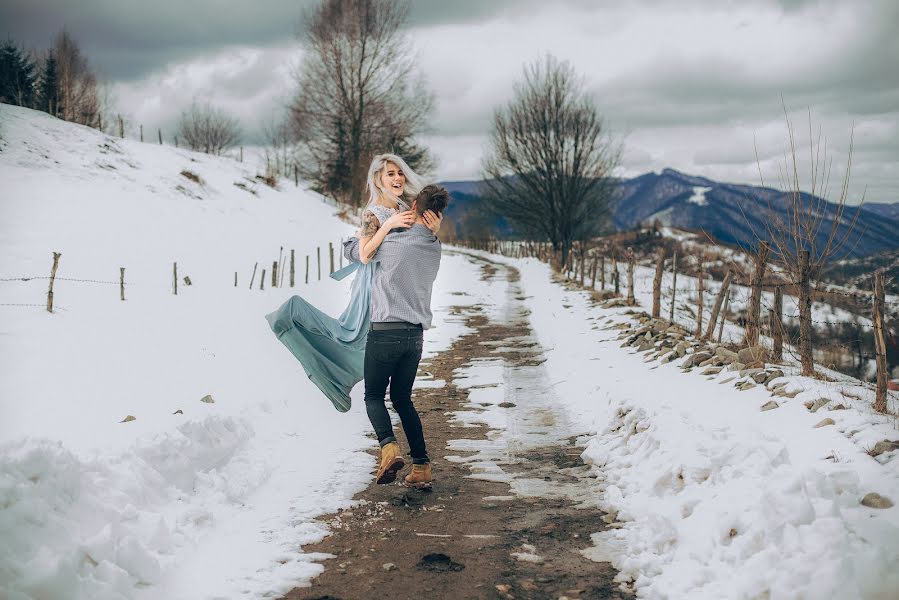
[441,168,899,258]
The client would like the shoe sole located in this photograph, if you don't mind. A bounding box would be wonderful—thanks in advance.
[403,479,432,491]
[375,457,405,485]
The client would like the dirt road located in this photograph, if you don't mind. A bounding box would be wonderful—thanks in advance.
[282,252,628,600]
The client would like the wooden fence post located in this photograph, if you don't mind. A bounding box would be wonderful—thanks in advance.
[591,257,598,291]
[294,164,298,187]
[317,247,321,281]
[579,250,586,286]
[600,256,606,290]
[277,246,284,288]
[798,250,814,375]
[329,242,335,274]
[290,250,295,287]
[47,252,61,313]
[771,285,783,361]
[613,257,620,295]
[158,128,162,144]
[249,262,258,289]
[652,250,665,318]
[260,269,266,290]
[873,270,888,413]
[744,241,770,346]
[694,256,704,337]
[717,289,731,343]
[120,267,126,301]
[139,124,143,142]
[173,262,178,295]
[626,249,636,306]
[306,255,310,284]
[705,270,733,340]
[669,251,678,321]
[234,271,238,287]
[272,261,278,288]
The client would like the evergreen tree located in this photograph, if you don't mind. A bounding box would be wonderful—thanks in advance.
[37,53,59,115]
[0,41,37,107]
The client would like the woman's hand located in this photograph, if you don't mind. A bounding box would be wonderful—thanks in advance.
[422,210,442,234]
[383,210,415,230]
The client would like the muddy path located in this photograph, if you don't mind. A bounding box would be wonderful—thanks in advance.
[282,252,629,600]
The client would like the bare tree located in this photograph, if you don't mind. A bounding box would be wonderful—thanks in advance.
[480,55,620,267]
[288,0,433,206]
[753,106,864,375]
[52,29,100,125]
[176,101,242,155]
[261,115,296,179]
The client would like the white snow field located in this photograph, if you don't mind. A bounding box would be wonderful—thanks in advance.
[0,104,471,600]
[483,252,899,600]
[4,104,898,600]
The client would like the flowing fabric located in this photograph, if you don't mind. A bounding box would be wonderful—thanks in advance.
[264,261,371,412]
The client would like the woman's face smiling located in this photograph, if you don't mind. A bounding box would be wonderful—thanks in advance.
[380,162,405,198]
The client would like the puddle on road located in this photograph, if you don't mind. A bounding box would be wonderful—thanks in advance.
[443,256,603,511]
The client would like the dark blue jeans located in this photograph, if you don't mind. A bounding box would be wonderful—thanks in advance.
[364,328,429,464]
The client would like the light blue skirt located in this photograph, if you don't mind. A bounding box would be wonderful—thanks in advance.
[264,262,371,412]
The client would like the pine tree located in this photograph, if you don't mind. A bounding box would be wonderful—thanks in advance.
[0,41,37,107]
[37,53,59,115]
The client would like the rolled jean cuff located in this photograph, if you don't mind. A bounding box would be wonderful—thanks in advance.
[379,436,397,447]
[412,457,430,465]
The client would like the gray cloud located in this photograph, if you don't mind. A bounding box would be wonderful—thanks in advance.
[0,0,534,80]
[2,0,896,203]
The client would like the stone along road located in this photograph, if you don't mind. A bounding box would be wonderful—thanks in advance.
[282,251,629,600]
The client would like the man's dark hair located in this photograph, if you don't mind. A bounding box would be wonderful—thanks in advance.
[413,184,449,216]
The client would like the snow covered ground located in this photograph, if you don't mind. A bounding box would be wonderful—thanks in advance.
[484,251,899,599]
[4,104,898,600]
[0,105,470,599]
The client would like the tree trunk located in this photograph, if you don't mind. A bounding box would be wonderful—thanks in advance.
[705,271,733,340]
[626,248,635,306]
[798,250,814,376]
[652,250,665,318]
[694,256,704,337]
[669,251,678,322]
[771,286,783,361]
[744,241,770,346]
[873,270,888,413]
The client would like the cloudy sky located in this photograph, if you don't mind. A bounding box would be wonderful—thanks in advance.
[3,0,897,203]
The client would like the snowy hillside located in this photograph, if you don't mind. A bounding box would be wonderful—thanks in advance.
[0,105,470,599]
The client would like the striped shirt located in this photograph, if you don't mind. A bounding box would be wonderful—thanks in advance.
[344,224,442,329]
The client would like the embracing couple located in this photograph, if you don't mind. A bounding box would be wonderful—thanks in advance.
[266,154,448,491]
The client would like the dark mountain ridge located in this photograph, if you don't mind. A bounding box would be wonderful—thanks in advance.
[441,168,899,258]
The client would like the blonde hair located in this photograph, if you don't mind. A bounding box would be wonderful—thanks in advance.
[365,153,425,210]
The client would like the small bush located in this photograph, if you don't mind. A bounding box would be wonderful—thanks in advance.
[180,170,204,185]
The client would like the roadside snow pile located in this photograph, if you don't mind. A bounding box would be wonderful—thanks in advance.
[503,255,899,599]
[1,418,253,599]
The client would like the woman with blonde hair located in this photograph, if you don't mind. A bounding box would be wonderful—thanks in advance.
[264,154,441,412]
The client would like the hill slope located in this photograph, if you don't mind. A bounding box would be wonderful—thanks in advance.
[0,104,374,600]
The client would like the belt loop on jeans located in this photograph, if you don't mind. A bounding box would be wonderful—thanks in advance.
[371,321,423,331]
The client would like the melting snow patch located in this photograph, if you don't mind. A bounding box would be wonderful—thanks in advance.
[511,544,544,563]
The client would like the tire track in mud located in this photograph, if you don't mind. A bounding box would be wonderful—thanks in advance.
[282,252,630,600]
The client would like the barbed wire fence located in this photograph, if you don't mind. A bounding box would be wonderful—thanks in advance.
[1,241,351,312]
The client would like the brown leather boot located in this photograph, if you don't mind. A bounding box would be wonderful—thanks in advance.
[403,463,432,490]
[375,442,405,484]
